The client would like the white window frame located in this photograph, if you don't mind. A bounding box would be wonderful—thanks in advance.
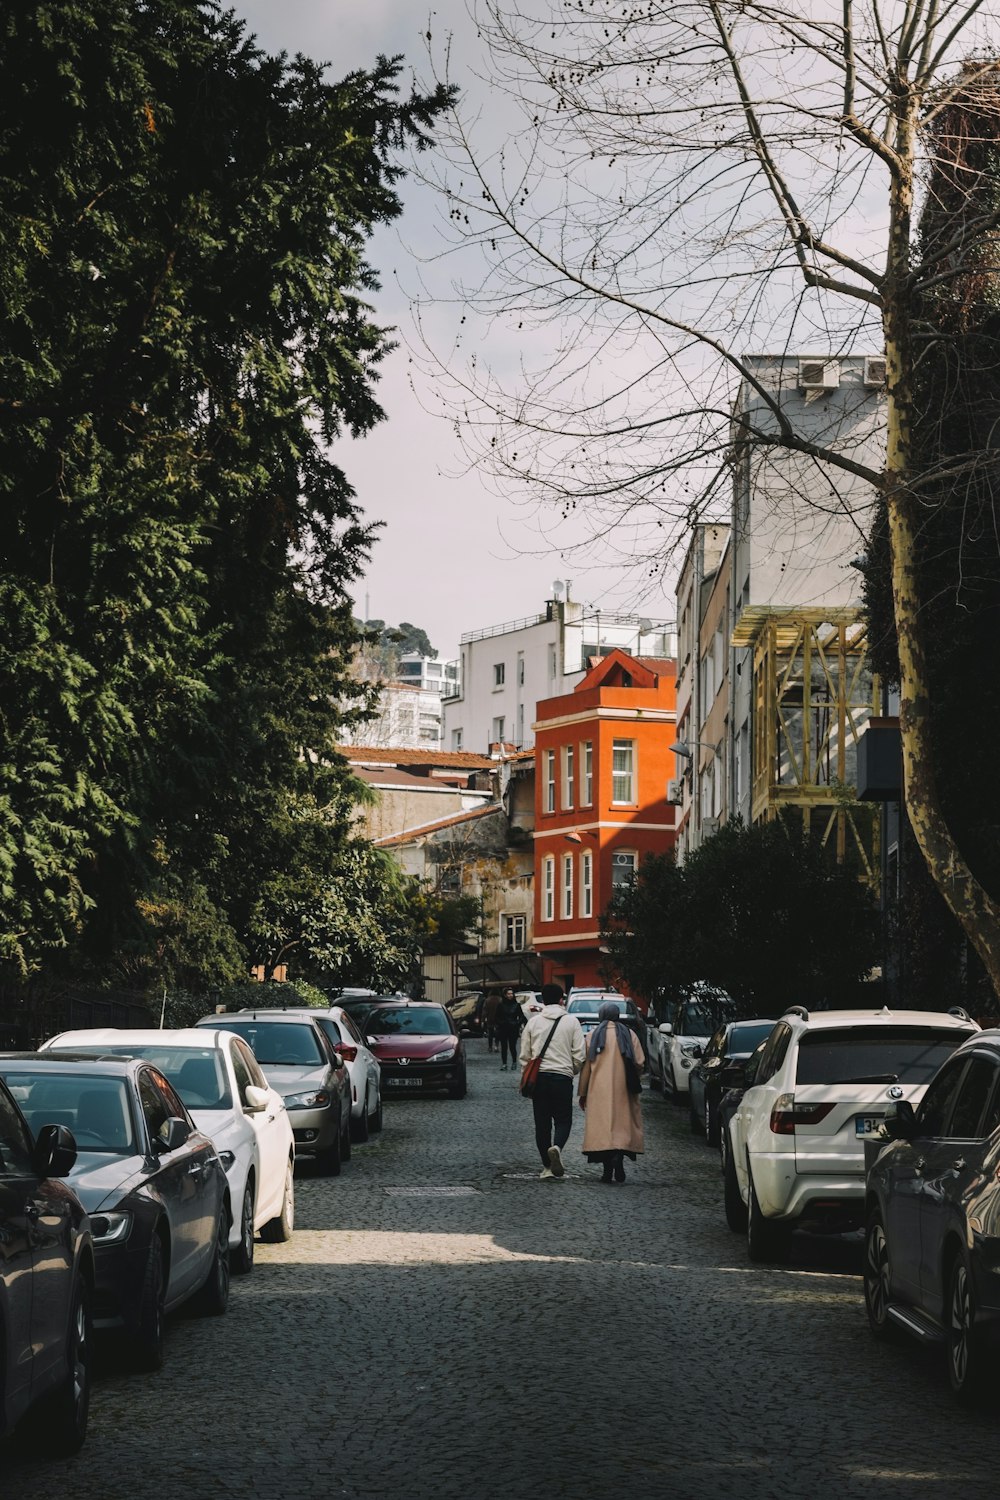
[541,856,555,921]
[610,849,638,890]
[502,913,527,951]
[561,744,574,809]
[492,715,506,745]
[581,741,593,806]
[562,853,574,919]
[493,662,505,687]
[612,739,636,805]
[581,849,593,918]
[544,749,556,813]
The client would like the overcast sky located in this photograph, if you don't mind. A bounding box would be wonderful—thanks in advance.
[230,1,674,659]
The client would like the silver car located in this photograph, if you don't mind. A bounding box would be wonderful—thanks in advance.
[231,1006,383,1142]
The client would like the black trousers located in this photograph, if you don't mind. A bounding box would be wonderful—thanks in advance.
[532,1072,574,1165]
[496,1025,519,1065]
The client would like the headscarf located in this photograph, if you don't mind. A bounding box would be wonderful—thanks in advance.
[588,1000,638,1064]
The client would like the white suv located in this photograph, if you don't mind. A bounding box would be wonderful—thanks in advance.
[725,1005,978,1261]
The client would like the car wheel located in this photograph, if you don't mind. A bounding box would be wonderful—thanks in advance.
[134,1234,167,1371]
[863,1208,898,1341]
[746,1166,790,1264]
[946,1251,988,1403]
[35,1275,91,1455]
[341,1107,352,1162]
[231,1178,255,1276]
[368,1094,383,1133]
[195,1202,231,1317]
[723,1131,748,1231]
[351,1098,370,1143]
[260,1159,295,1243]
[705,1095,720,1147]
[317,1124,342,1176]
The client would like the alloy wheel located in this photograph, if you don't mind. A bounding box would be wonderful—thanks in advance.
[864,1219,890,1330]
[949,1262,972,1389]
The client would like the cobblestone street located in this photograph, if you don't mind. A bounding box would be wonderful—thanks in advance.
[5,1040,996,1499]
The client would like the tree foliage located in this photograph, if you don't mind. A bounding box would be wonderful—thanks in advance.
[0,1,452,987]
[602,818,881,1012]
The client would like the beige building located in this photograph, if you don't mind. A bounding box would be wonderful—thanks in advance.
[675,524,731,859]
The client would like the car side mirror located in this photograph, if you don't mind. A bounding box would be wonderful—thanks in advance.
[244,1085,268,1113]
[882,1100,917,1140]
[658,1023,673,1036]
[32,1123,77,1178]
[158,1116,192,1153]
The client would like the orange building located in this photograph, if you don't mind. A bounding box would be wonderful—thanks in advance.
[532,650,678,998]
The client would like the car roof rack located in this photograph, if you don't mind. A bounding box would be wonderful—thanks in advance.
[782,1005,809,1022]
[948,1006,972,1022]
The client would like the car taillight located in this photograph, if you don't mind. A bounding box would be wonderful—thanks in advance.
[769,1094,835,1134]
[336,1044,358,1062]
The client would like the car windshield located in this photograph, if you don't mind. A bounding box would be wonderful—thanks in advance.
[203,1021,324,1067]
[51,1046,232,1110]
[1,1070,136,1154]
[795,1027,971,1086]
[366,1008,451,1036]
[681,1000,732,1033]
[727,1022,775,1055]
[567,998,633,1017]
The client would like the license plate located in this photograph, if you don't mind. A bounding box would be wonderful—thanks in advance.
[385,1077,423,1088]
[855,1114,884,1137]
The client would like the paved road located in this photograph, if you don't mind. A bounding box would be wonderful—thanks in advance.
[4,1040,995,1498]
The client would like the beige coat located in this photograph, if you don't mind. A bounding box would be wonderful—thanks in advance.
[579,1029,645,1156]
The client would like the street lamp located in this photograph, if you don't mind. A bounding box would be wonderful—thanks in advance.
[670,738,721,758]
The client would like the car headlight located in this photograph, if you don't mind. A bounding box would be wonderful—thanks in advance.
[680,1042,701,1057]
[284,1090,330,1109]
[90,1211,132,1244]
[428,1047,457,1063]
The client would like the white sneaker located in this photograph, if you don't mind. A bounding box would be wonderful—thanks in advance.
[547,1145,565,1178]
[539,1167,554,1179]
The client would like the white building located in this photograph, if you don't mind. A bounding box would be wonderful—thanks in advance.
[396,653,460,696]
[443,590,675,752]
[341,682,445,750]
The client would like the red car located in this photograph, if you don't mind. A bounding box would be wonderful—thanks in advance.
[363,1002,467,1099]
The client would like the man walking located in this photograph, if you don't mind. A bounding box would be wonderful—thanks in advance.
[519,982,585,1179]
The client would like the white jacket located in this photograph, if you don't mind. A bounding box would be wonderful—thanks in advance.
[519,1005,586,1078]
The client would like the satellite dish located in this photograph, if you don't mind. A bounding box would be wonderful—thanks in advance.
[639,618,653,633]
[552,581,564,599]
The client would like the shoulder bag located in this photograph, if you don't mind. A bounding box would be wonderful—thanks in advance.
[520,1016,563,1098]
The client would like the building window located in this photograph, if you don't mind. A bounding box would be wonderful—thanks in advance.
[517,703,525,745]
[612,739,636,804]
[502,913,527,951]
[545,749,556,812]
[561,744,574,809]
[581,850,593,918]
[611,849,637,889]
[581,741,593,805]
[492,716,506,744]
[452,728,463,751]
[517,654,525,686]
[493,662,505,687]
[541,856,555,921]
[562,854,574,919]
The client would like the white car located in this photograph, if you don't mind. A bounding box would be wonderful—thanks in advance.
[724,1005,979,1262]
[42,1028,296,1272]
[256,1006,383,1141]
[656,988,734,1100]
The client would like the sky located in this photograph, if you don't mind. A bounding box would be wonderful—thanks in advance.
[230,1,663,660]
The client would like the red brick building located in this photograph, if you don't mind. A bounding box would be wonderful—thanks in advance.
[532,650,679,997]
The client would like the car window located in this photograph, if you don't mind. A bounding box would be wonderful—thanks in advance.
[726,1022,776,1058]
[703,1027,726,1062]
[366,1007,452,1036]
[202,1020,324,1066]
[948,1056,1000,1139]
[230,1042,255,1107]
[0,1083,34,1176]
[981,1071,1000,1139]
[154,1071,190,1124]
[314,1018,344,1049]
[917,1057,968,1138]
[82,1046,231,1110]
[795,1027,970,1086]
[755,1022,793,1085]
[340,1014,364,1046]
[234,1037,268,1091]
[2,1069,136,1155]
[138,1068,172,1146]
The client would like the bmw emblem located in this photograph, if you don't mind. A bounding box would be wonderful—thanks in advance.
[887,1084,903,1099]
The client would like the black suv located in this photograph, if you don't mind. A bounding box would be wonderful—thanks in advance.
[864,1028,1000,1403]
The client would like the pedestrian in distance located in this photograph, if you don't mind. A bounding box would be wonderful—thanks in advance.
[482,989,501,1052]
[495,986,523,1071]
[519,982,585,1179]
[578,1000,645,1183]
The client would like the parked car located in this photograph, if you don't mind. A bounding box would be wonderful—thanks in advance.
[724,1005,978,1262]
[196,1012,352,1175]
[0,1053,231,1372]
[363,1001,467,1098]
[0,1076,93,1454]
[42,1028,296,1270]
[565,994,639,1039]
[446,992,485,1037]
[654,987,735,1101]
[864,1028,1000,1403]
[719,1036,770,1229]
[689,1018,777,1143]
[238,1006,383,1141]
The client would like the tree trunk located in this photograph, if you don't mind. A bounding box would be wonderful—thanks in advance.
[884,85,1000,1001]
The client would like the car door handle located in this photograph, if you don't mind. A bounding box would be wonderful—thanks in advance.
[267,1113,276,1122]
[187,1162,204,1176]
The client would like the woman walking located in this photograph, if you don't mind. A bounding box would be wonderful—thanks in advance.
[578,1000,645,1182]
[495,986,523,1072]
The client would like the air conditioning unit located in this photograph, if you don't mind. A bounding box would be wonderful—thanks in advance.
[701,815,720,835]
[666,779,683,805]
[798,359,840,392]
[864,356,888,389]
